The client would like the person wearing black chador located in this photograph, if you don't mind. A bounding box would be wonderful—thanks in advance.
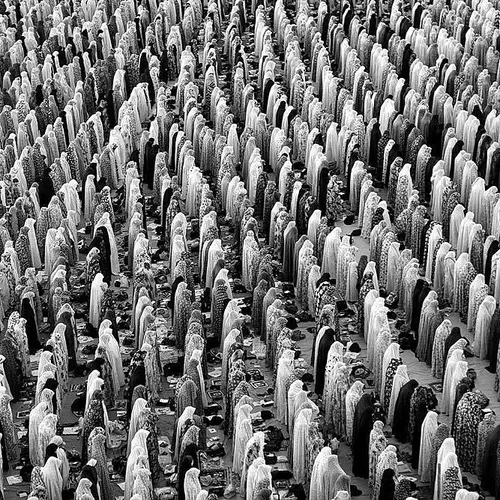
[144,138,159,189]
[39,168,55,207]
[314,327,336,394]
[88,229,112,284]
[480,424,500,495]
[21,292,40,353]
[57,308,78,373]
[411,397,430,469]
[392,379,419,442]
[161,185,173,238]
[378,468,396,500]
[352,393,374,478]
[443,327,463,371]
[411,279,431,337]
[80,462,100,500]
[178,456,196,500]
[487,305,500,373]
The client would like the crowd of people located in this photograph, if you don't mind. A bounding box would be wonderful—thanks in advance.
[0,0,497,497]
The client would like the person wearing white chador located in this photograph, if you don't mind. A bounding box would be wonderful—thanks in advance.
[388,364,410,425]
[333,492,350,500]
[323,454,346,500]
[240,431,265,494]
[310,447,332,500]
[322,342,346,429]
[174,406,196,461]
[345,380,364,445]
[233,404,253,476]
[474,295,496,358]
[442,349,466,415]
[293,405,318,483]
[89,273,106,328]
[38,414,58,467]
[246,457,271,500]
[433,438,459,500]
[29,400,50,466]
[275,349,295,424]
[41,455,63,500]
[242,231,259,290]
[128,397,148,455]
[322,227,342,277]
[196,491,209,500]
[467,274,486,332]
[447,358,469,419]
[419,411,439,482]
[373,330,392,397]
[435,450,462,500]
[50,436,70,489]
[287,379,308,435]
[85,370,104,413]
[99,326,125,395]
[374,445,398,500]
[369,421,386,494]
[455,489,480,500]
[24,218,42,268]
[184,468,202,500]
[75,477,94,499]
[366,297,388,366]
[363,261,379,291]
[125,430,150,500]
[431,320,452,379]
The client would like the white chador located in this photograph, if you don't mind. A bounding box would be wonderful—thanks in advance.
[84,174,96,223]
[287,379,308,435]
[447,360,468,417]
[275,349,296,424]
[434,438,461,500]
[128,397,148,455]
[242,231,259,290]
[42,455,63,500]
[443,349,465,415]
[29,400,50,466]
[246,458,271,500]
[240,432,265,493]
[293,404,319,482]
[321,227,342,278]
[310,447,332,500]
[184,468,202,500]
[59,180,82,225]
[419,410,438,482]
[474,295,496,359]
[85,370,104,414]
[38,413,58,467]
[125,430,150,500]
[99,325,125,394]
[174,406,196,461]
[233,404,253,475]
[50,436,69,489]
[24,218,42,268]
[442,350,466,415]
[388,365,409,424]
[89,273,106,328]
